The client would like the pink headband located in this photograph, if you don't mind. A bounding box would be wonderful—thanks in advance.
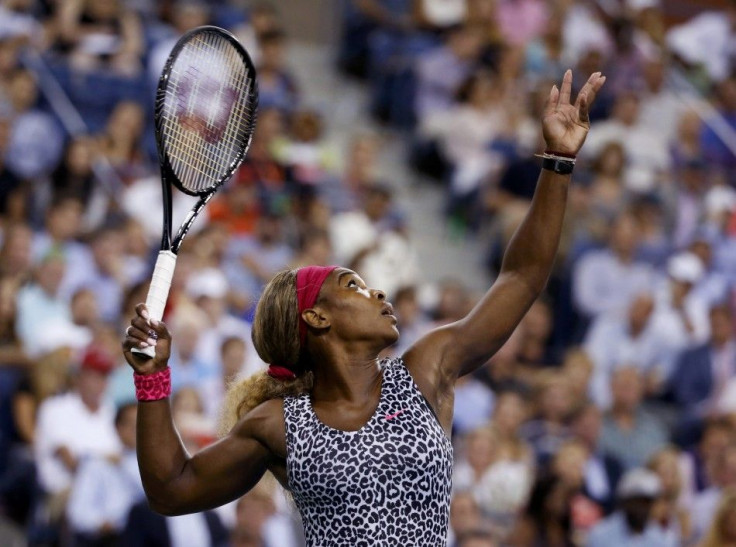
[267,265,338,381]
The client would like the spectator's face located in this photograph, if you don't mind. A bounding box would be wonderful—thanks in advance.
[395,291,419,325]
[710,308,734,346]
[572,406,602,447]
[108,101,144,142]
[235,491,275,534]
[251,7,279,35]
[700,426,733,474]
[174,5,209,32]
[553,443,589,489]
[541,381,571,423]
[449,27,483,61]
[492,393,526,435]
[609,215,639,257]
[677,110,701,141]
[363,190,391,222]
[611,368,644,411]
[36,257,65,296]
[197,294,225,323]
[291,111,322,142]
[628,295,654,333]
[652,452,681,497]
[254,108,284,145]
[466,430,496,473]
[436,282,470,323]
[173,322,201,359]
[468,74,498,107]
[172,387,204,416]
[77,369,108,410]
[47,199,83,241]
[66,137,95,176]
[92,230,124,272]
[303,234,332,265]
[9,71,37,112]
[613,95,640,125]
[256,216,282,244]
[71,289,98,326]
[596,143,625,176]
[222,339,246,379]
[260,40,285,70]
[622,497,655,533]
[642,59,665,91]
[449,493,481,536]
[1,224,31,274]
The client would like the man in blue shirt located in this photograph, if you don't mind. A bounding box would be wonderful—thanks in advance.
[587,468,675,546]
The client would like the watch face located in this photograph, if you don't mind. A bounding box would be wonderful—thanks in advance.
[543,157,574,175]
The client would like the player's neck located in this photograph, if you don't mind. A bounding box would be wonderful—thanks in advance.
[310,351,382,405]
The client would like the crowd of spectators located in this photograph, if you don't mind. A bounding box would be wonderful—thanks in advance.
[2,0,736,546]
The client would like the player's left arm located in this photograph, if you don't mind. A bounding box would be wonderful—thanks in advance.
[404,71,606,390]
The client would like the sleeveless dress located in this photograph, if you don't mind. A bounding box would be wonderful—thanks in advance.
[284,357,453,546]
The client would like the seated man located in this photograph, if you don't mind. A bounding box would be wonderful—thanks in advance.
[588,468,675,546]
[66,403,142,546]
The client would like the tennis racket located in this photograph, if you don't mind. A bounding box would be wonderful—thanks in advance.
[133,26,258,357]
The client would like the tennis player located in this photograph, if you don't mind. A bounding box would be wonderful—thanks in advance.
[123,70,605,546]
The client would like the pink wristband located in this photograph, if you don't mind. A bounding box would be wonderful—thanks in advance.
[134,367,171,401]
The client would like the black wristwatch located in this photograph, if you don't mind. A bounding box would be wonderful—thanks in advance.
[541,156,575,175]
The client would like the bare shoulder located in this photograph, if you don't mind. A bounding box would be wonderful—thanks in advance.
[231,397,287,460]
[402,322,457,386]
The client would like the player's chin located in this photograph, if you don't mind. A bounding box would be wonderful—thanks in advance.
[385,325,400,345]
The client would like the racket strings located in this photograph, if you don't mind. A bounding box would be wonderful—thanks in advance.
[161,31,256,194]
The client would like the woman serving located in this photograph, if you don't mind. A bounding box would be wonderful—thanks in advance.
[123,70,605,546]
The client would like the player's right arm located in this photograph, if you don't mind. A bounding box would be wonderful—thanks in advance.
[122,305,284,515]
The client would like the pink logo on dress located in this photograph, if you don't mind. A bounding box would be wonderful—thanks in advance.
[384,409,408,421]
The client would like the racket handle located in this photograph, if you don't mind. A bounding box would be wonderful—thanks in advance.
[132,250,177,358]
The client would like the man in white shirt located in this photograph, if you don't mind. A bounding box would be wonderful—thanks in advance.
[667,2,736,82]
[584,293,671,408]
[572,212,654,320]
[582,92,670,193]
[66,403,143,545]
[34,346,120,521]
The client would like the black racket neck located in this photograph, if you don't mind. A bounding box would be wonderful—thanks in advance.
[161,175,173,252]
[170,192,214,254]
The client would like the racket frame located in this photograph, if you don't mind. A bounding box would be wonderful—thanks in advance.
[133,25,258,357]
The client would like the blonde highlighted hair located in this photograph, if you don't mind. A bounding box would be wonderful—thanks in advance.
[219,270,313,435]
[700,487,736,547]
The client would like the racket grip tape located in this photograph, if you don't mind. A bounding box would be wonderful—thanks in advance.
[131,250,177,358]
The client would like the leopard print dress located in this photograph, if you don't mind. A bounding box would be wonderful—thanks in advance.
[284,357,453,546]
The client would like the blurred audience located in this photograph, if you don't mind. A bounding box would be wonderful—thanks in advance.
[1,1,736,545]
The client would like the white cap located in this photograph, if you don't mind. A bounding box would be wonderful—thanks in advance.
[35,319,92,356]
[667,252,705,284]
[617,468,662,500]
[705,185,736,218]
[626,0,660,11]
[186,268,229,299]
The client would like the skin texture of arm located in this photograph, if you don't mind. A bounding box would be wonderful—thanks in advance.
[403,71,606,432]
[122,308,287,515]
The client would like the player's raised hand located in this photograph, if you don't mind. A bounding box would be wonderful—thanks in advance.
[122,303,171,375]
[542,70,606,156]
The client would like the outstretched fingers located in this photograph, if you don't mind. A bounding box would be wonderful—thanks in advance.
[575,72,606,123]
[557,69,573,107]
[544,84,560,117]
